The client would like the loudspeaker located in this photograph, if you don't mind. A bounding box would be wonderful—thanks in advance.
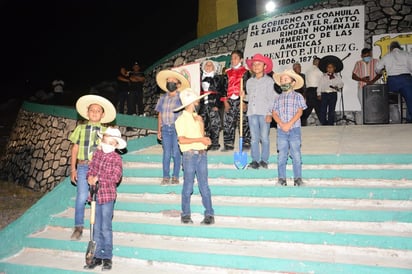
[363,84,389,124]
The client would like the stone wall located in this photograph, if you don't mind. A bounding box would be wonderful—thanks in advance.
[0,107,154,192]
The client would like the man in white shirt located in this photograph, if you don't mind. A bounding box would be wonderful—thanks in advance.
[301,57,322,125]
[375,41,412,123]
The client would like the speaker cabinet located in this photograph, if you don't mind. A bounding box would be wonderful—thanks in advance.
[363,84,389,124]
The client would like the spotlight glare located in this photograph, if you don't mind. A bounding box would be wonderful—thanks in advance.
[265,1,276,13]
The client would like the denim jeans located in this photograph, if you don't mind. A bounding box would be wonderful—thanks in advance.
[161,125,181,179]
[276,127,302,179]
[181,151,214,217]
[248,115,270,163]
[74,164,89,227]
[94,199,115,260]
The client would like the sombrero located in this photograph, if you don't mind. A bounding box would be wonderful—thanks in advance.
[97,127,127,149]
[75,94,116,124]
[273,69,304,90]
[246,53,273,74]
[173,88,210,112]
[318,55,343,73]
[156,69,190,92]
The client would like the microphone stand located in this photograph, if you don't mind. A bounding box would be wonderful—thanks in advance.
[335,78,356,125]
[335,53,356,125]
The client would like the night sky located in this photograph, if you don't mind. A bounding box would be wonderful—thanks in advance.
[1,0,259,98]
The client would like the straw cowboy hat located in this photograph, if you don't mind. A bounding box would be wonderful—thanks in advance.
[97,127,127,149]
[246,53,273,74]
[173,88,210,112]
[273,69,304,90]
[75,94,116,124]
[156,69,190,92]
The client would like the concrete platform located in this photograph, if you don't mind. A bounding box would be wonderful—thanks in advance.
[137,124,412,155]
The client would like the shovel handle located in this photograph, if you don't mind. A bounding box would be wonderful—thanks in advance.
[239,78,243,138]
[90,201,95,225]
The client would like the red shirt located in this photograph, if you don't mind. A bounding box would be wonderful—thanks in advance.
[223,66,248,100]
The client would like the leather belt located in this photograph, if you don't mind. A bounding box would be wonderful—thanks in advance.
[77,160,89,165]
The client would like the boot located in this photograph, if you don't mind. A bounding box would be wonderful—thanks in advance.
[70,226,83,240]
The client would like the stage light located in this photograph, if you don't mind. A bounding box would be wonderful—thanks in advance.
[265,1,276,13]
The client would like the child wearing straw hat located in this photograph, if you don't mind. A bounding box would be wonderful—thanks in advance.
[69,94,116,240]
[155,69,190,185]
[272,70,307,187]
[174,88,215,225]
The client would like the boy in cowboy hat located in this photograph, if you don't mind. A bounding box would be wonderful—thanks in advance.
[317,62,344,125]
[69,95,117,240]
[84,127,126,271]
[245,53,277,169]
[155,69,190,185]
[272,70,307,186]
[174,88,215,225]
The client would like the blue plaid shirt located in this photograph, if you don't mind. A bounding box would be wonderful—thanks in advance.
[272,91,307,129]
[155,93,182,126]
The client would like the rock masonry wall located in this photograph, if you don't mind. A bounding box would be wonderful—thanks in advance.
[0,109,148,192]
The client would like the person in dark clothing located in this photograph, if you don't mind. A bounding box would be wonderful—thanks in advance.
[129,62,146,116]
[199,60,224,150]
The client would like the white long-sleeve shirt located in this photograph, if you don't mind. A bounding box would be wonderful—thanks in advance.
[375,48,412,76]
[317,73,344,96]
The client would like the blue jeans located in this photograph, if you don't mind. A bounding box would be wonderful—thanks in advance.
[94,199,115,260]
[74,164,89,227]
[276,127,302,179]
[161,125,181,179]
[387,74,412,122]
[248,115,270,163]
[181,151,214,217]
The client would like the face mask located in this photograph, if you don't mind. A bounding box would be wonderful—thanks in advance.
[280,83,293,91]
[166,82,178,92]
[101,142,115,154]
[194,104,201,113]
[363,56,371,63]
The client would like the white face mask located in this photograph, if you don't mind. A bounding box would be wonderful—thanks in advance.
[100,142,115,153]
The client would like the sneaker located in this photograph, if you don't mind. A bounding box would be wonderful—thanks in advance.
[84,257,102,269]
[160,177,170,185]
[200,215,215,225]
[208,145,220,151]
[243,143,251,150]
[248,161,259,169]
[277,178,287,186]
[181,215,193,224]
[259,161,268,169]
[102,259,112,271]
[171,177,179,184]
[294,178,304,186]
[70,226,83,240]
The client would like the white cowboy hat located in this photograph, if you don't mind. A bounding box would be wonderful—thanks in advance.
[75,94,116,124]
[97,127,127,149]
[273,69,304,90]
[173,88,210,112]
[156,69,190,92]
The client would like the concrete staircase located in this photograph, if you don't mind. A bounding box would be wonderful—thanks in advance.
[1,135,412,274]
